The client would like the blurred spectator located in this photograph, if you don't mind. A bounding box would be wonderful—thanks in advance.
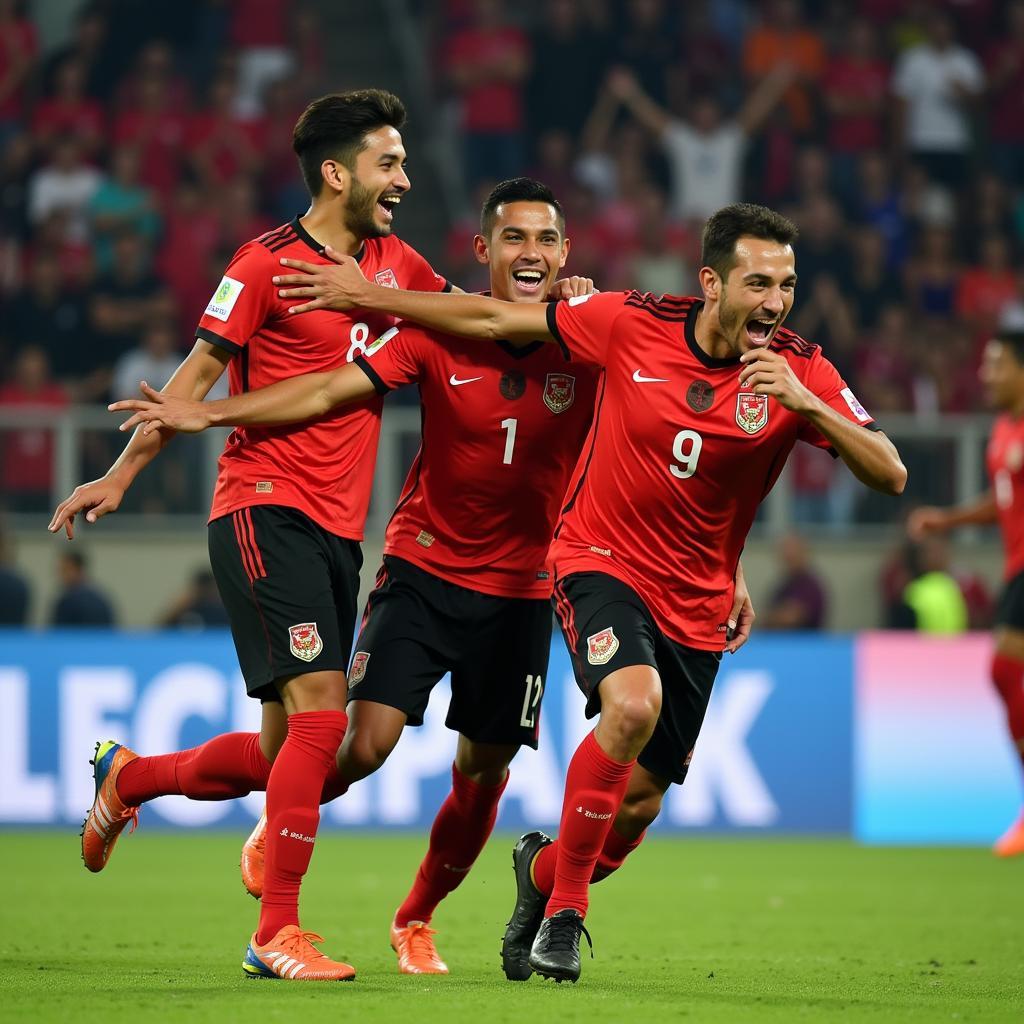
[526,0,608,142]
[41,4,107,99]
[31,56,105,161]
[605,62,792,223]
[89,231,175,393]
[446,0,530,188]
[891,8,984,189]
[111,67,188,202]
[158,568,229,628]
[788,195,851,290]
[27,138,102,245]
[904,225,960,319]
[852,151,909,269]
[0,345,68,512]
[188,73,263,189]
[886,537,968,634]
[985,0,1024,185]
[855,304,915,413]
[111,319,182,403]
[616,184,692,294]
[157,181,222,329]
[230,0,294,118]
[742,0,825,136]
[847,228,904,331]
[0,0,38,148]
[257,75,308,219]
[955,233,1017,337]
[3,254,93,388]
[50,550,116,627]
[88,146,162,274]
[610,0,678,105]
[822,18,890,198]
[760,534,828,630]
[0,515,29,624]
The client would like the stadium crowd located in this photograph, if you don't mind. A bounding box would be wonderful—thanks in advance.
[1,0,1021,519]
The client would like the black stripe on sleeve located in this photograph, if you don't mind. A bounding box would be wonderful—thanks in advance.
[545,302,571,361]
[441,279,453,293]
[824,420,883,458]
[196,327,242,354]
[354,355,390,395]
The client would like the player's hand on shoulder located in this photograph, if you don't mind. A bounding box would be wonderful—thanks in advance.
[548,276,597,301]
[738,348,813,414]
[48,476,127,540]
[109,381,212,436]
[906,506,948,540]
[273,244,369,314]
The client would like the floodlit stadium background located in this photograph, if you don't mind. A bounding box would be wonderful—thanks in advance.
[1,1,1022,842]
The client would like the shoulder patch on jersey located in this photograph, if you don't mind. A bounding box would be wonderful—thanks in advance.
[205,276,245,321]
[568,293,593,307]
[840,386,871,422]
[364,326,399,357]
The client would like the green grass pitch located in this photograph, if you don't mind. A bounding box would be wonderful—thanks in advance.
[1,831,1021,1022]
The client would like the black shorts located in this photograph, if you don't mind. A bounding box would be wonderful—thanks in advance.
[995,570,1024,631]
[208,506,362,701]
[552,571,721,785]
[347,556,551,748]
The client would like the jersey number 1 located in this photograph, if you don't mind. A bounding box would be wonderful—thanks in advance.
[501,418,518,465]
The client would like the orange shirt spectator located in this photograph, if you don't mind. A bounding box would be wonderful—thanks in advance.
[743,2,825,134]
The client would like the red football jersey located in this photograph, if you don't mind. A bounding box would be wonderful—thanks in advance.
[198,218,448,539]
[356,325,599,598]
[546,291,877,649]
[987,413,1024,580]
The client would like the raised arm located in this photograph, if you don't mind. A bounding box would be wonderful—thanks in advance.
[274,251,556,344]
[48,340,231,538]
[110,361,378,435]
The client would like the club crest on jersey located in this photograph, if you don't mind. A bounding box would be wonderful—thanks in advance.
[736,392,769,434]
[543,373,575,414]
[500,371,526,400]
[374,268,398,288]
[288,622,323,662]
[586,627,619,665]
[349,651,370,684]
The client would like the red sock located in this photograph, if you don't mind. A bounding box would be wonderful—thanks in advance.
[257,710,347,944]
[546,731,634,918]
[992,653,1024,771]
[532,825,646,893]
[394,763,508,925]
[115,732,271,805]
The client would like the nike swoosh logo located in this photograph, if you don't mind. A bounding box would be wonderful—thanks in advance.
[632,370,670,383]
[449,374,483,386]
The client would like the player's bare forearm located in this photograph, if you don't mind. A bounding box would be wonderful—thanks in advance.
[109,342,231,480]
[913,491,998,534]
[802,400,907,495]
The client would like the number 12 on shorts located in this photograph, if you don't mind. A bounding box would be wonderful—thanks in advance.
[520,673,543,728]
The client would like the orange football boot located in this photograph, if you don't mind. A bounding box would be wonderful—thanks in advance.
[241,808,267,899]
[390,918,449,974]
[993,810,1024,857]
[81,740,140,873]
[243,925,356,981]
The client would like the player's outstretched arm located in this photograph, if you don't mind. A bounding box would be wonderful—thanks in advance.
[110,363,377,435]
[907,492,998,539]
[48,341,231,539]
[273,248,556,344]
[738,349,907,495]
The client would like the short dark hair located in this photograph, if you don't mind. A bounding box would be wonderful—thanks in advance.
[700,203,799,278]
[996,330,1024,366]
[292,89,407,197]
[480,177,565,238]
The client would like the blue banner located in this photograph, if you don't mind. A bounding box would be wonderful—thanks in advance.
[0,630,852,833]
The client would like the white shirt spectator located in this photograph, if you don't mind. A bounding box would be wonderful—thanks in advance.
[892,43,984,152]
[28,164,102,242]
[661,122,745,222]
